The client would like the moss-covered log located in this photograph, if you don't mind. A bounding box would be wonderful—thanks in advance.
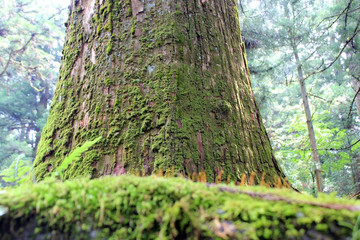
[0,176,359,239]
[34,0,284,183]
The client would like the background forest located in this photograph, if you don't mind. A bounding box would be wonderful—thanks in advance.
[0,0,359,196]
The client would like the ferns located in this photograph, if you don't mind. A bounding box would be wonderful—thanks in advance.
[0,155,31,186]
[51,137,102,180]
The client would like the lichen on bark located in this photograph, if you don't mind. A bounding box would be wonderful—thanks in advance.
[34,0,285,184]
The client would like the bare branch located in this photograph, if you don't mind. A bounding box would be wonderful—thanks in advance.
[294,137,360,152]
[317,1,358,29]
[318,138,360,151]
[308,93,332,103]
[303,28,360,81]
[48,7,68,21]
[347,87,360,118]
[0,52,13,79]
[238,0,245,15]
[344,0,353,29]
[0,33,37,79]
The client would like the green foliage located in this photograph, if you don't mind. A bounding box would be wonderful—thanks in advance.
[239,0,360,195]
[0,0,68,175]
[353,215,360,240]
[0,155,31,186]
[51,137,102,180]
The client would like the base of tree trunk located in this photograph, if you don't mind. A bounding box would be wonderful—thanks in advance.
[0,176,358,239]
[34,0,285,184]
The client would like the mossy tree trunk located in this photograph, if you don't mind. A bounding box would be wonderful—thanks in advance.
[34,0,285,183]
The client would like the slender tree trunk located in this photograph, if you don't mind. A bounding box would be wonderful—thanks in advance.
[34,0,285,183]
[352,79,360,116]
[291,39,323,192]
[351,79,360,191]
[355,157,360,192]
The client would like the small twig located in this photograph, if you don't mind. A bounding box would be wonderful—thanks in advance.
[238,0,245,15]
[349,190,360,199]
[308,93,332,103]
[304,28,360,81]
[348,87,360,118]
[0,53,12,79]
[344,0,353,29]
[48,7,68,20]
[320,5,360,26]
[317,1,357,29]
[292,138,360,152]
[0,33,37,79]
[319,138,360,151]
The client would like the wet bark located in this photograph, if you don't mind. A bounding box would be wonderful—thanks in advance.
[34,0,285,183]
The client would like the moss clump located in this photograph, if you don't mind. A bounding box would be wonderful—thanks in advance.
[96,24,102,35]
[106,42,113,55]
[130,18,137,36]
[0,175,359,239]
[105,77,113,86]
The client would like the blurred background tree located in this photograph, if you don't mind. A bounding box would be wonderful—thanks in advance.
[238,0,360,196]
[0,0,69,186]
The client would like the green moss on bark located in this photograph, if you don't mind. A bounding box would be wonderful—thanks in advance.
[34,0,285,184]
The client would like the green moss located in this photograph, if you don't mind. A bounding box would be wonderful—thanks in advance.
[104,13,113,32]
[97,24,102,35]
[126,7,132,17]
[95,105,101,115]
[104,21,112,32]
[0,176,359,239]
[105,77,112,86]
[100,4,108,15]
[155,40,163,47]
[106,42,113,55]
[35,0,286,185]
[130,18,137,36]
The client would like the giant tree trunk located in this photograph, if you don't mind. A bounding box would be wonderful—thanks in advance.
[34,0,284,183]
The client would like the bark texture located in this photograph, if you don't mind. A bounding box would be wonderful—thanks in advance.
[352,79,360,192]
[34,0,284,183]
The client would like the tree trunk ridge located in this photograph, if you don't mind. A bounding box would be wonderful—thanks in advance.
[34,0,285,184]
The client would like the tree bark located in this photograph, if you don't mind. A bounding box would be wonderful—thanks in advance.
[34,0,285,183]
[351,79,360,192]
[352,79,360,117]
